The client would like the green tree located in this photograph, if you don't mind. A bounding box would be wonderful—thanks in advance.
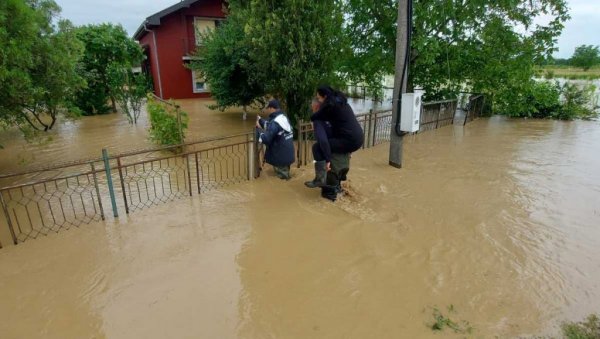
[108,67,150,124]
[0,0,84,133]
[241,0,346,122]
[75,24,143,115]
[342,0,569,110]
[193,0,345,124]
[188,16,265,119]
[570,45,600,71]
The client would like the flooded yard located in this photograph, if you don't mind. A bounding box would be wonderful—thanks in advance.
[1,116,599,338]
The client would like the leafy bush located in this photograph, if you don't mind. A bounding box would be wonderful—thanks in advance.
[561,314,600,339]
[497,80,561,118]
[557,83,597,120]
[494,80,598,120]
[146,94,188,146]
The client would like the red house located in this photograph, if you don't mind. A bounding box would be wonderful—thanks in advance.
[133,0,226,99]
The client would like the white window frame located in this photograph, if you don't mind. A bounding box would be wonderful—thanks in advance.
[193,17,224,46]
[191,70,209,93]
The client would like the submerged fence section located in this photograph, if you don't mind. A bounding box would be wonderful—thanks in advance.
[0,132,258,246]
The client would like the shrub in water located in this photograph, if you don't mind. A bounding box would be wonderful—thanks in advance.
[146,94,188,146]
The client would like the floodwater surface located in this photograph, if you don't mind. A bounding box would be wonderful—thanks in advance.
[1,116,599,338]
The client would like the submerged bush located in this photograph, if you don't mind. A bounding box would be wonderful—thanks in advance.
[561,314,600,339]
[495,80,598,120]
[146,94,188,146]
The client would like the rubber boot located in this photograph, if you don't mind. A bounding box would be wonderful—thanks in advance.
[304,161,327,188]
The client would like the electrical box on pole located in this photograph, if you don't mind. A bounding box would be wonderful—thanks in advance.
[400,90,423,133]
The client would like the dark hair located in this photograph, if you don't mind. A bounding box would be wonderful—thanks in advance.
[317,85,347,107]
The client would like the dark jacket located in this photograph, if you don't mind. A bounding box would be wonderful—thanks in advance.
[258,111,295,167]
[310,99,364,151]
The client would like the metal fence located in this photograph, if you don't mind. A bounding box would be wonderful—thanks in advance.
[463,94,485,125]
[0,95,480,248]
[419,100,458,132]
[0,132,259,247]
[296,99,458,167]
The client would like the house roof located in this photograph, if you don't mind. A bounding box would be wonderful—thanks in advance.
[133,0,203,40]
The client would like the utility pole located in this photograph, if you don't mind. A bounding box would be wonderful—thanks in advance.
[389,0,409,168]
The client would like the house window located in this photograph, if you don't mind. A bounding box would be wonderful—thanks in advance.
[192,70,209,93]
[194,18,216,46]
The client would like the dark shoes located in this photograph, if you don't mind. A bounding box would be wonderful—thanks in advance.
[304,161,328,188]
[274,165,291,180]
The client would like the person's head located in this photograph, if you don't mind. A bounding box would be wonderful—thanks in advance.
[316,85,333,104]
[264,99,280,114]
[311,97,321,113]
[316,85,347,106]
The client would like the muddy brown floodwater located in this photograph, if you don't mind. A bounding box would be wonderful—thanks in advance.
[1,114,600,338]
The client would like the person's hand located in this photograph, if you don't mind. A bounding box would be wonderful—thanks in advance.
[326,161,331,172]
[255,115,261,128]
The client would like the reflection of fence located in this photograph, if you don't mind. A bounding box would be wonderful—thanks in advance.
[297,100,459,167]
[0,132,258,247]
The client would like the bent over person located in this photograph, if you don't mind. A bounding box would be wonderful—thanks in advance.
[256,99,295,180]
[304,86,363,188]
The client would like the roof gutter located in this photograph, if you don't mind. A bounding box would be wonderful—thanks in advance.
[144,23,164,99]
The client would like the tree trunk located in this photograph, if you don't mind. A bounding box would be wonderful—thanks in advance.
[110,96,117,113]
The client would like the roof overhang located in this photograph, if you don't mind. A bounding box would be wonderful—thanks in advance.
[133,0,203,40]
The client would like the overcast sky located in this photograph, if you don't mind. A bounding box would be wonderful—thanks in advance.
[55,0,599,59]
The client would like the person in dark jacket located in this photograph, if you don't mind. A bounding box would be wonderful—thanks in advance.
[256,99,295,180]
[305,86,364,188]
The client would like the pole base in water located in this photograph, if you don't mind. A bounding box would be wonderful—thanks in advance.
[389,161,402,169]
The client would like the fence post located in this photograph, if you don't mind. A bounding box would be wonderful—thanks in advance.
[0,191,17,245]
[90,162,105,220]
[435,103,441,129]
[185,154,193,196]
[102,149,119,218]
[176,105,184,146]
[372,111,378,146]
[297,120,303,168]
[195,153,201,193]
[247,133,254,180]
[116,156,129,214]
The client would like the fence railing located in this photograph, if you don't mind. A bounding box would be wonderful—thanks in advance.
[0,95,482,248]
[0,132,259,247]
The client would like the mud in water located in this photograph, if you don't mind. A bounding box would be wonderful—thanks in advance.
[1,116,600,338]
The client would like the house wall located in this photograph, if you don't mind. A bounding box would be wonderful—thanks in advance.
[148,0,225,99]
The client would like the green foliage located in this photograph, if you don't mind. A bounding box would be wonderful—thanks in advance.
[194,0,345,124]
[146,94,188,146]
[342,0,569,105]
[0,0,84,132]
[557,83,597,120]
[188,16,265,113]
[570,45,600,71]
[74,24,143,115]
[561,314,600,339]
[495,80,597,120]
[109,68,150,124]
[429,306,473,334]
